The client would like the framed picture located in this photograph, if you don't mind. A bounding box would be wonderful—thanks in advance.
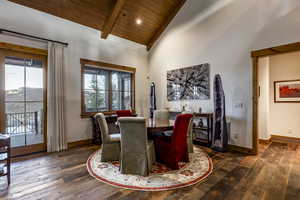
[167,63,210,101]
[274,79,300,103]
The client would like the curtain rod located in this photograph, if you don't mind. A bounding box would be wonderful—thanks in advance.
[0,28,68,47]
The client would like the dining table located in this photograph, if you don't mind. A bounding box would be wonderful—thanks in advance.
[113,117,174,139]
[146,118,174,134]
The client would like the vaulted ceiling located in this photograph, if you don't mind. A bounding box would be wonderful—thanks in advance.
[7,0,186,50]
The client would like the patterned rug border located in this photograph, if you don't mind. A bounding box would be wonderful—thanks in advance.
[86,148,213,191]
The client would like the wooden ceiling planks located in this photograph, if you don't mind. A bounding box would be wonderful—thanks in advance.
[61,0,112,30]
[101,0,127,39]
[7,0,186,50]
[110,0,172,45]
[8,0,113,30]
[147,0,186,50]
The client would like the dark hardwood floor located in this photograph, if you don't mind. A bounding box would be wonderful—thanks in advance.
[0,142,299,200]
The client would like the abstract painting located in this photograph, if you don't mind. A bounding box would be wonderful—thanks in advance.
[167,64,210,101]
[274,79,300,103]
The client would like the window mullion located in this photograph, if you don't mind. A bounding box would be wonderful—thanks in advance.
[131,73,134,111]
[95,71,99,112]
[121,74,123,110]
[108,71,112,112]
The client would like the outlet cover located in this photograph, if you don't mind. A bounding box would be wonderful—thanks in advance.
[233,133,239,139]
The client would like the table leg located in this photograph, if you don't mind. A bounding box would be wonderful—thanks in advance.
[7,139,10,185]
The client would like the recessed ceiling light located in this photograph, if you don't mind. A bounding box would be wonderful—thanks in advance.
[136,19,142,25]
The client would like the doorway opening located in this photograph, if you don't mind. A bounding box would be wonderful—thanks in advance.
[257,52,300,145]
[251,42,300,154]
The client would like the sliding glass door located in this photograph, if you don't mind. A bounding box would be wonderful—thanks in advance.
[0,49,47,156]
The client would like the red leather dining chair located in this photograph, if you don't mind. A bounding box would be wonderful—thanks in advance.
[116,110,133,117]
[154,114,193,170]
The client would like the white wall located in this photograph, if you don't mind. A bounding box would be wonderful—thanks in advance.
[148,0,300,148]
[0,1,149,142]
[269,51,300,138]
[258,57,270,140]
[2,0,300,147]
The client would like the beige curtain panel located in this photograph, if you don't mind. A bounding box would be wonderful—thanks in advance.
[47,42,67,152]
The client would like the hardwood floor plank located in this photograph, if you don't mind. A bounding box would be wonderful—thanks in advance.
[10,179,64,199]
[223,157,267,200]
[200,166,248,200]
[285,146,300,200]
[0,142,299,200]
[263,144,295,200]
[241,143,288,200]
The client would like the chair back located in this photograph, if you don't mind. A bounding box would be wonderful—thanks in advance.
[118,117,149,175]
[181,111,194,153]
[181,111,193,133]
[171,114,193,152]
[94,113,110,144]
[153,110,169,121]
[116,110,133,117]
[118,117,148,153]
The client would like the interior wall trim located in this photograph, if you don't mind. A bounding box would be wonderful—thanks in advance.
[228,145,254,155]
[258,138,271,145]
[271,135,300,144]
[67,139,94,149]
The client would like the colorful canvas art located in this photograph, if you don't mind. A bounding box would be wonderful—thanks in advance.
[279,84,300,98]
[274,80,300,103]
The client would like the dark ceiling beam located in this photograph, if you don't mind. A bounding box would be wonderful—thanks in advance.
[101,0,126,39]
[146,0,186,51]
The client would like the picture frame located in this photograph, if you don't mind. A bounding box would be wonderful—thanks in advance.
[167,63,210,101]
[274,79,300,103]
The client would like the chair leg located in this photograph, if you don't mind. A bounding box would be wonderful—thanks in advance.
[166,151,189,170]
[101,143,120,162]
[169,161,179,170]
[182,150,189,162]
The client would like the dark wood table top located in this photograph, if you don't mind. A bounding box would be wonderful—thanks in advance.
[146,119,174,133]
[115,118,175,133]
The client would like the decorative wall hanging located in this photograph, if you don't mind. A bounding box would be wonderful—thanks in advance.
[167,64,210,101]
[274,79,300,103]
[211,74,228,152]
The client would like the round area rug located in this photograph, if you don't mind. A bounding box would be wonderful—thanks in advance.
[86,147,213,191]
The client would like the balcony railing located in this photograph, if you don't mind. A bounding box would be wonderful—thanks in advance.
[5,111,40,135]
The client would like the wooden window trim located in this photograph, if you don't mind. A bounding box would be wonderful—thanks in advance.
[80,58,136,118]
[0,42,47,56]
[80,59,136,73]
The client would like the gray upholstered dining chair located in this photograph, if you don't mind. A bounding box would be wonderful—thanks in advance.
[118,117,156,176]
[153,109,173,136]
[94,113,121,162]
[182,111,194,153]
[153,110,169,120]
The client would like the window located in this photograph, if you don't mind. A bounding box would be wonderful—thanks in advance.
[81,59,135,117]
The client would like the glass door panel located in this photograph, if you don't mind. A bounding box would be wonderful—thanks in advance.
[4,56,46,152]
